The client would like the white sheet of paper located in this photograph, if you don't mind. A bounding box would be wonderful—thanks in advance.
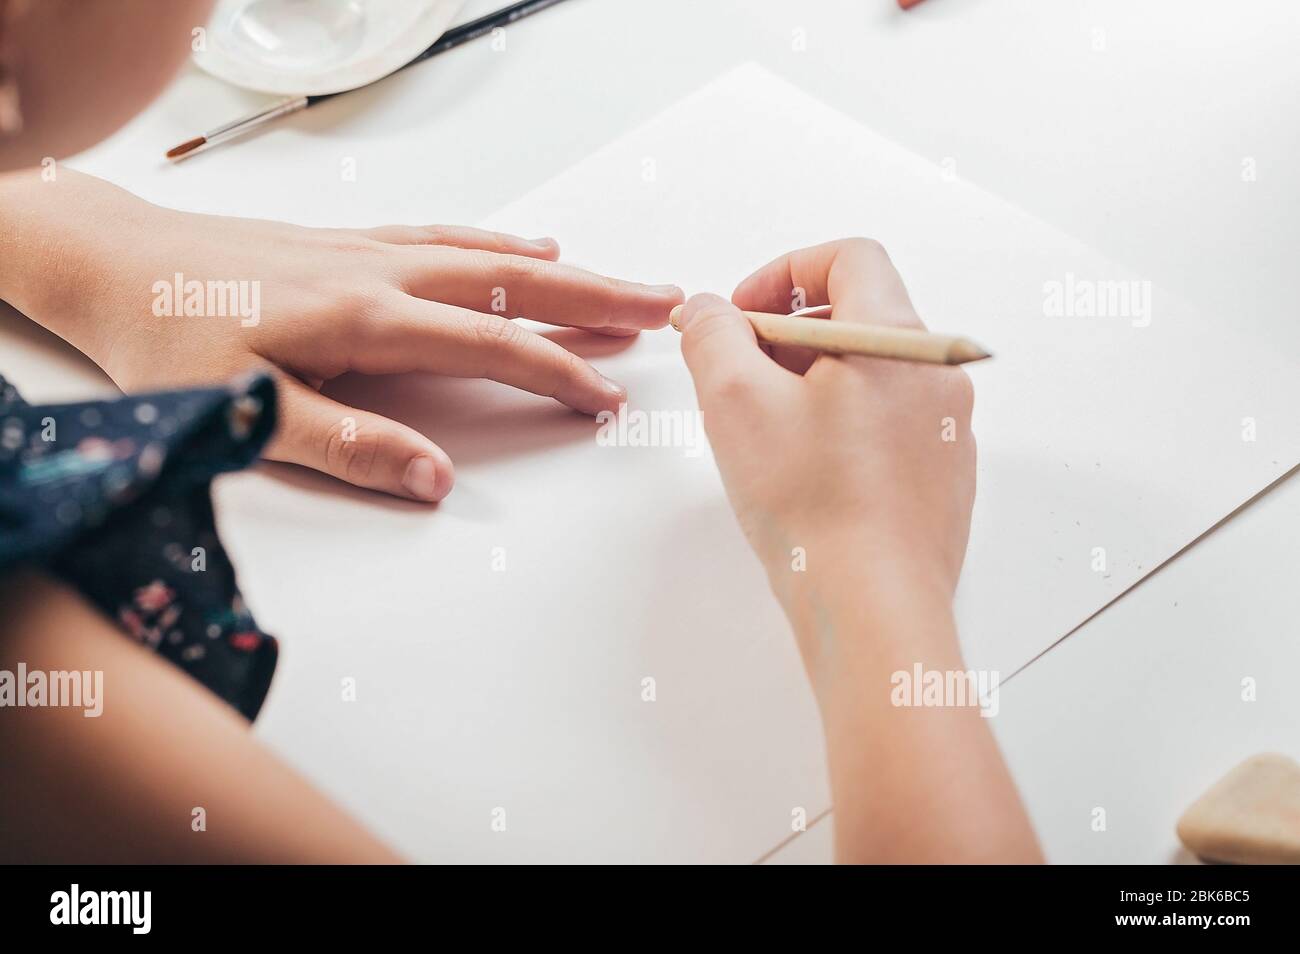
[471,62,1300,675]
[38,63,1299,863]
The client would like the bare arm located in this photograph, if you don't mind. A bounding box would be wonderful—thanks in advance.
[786,555,1040,863]
[0,570,402,863]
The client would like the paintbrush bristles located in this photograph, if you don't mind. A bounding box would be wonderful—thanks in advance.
[666,305,991,366]
[165,137,206,160]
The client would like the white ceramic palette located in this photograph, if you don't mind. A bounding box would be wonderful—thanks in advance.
[193,0,466,95]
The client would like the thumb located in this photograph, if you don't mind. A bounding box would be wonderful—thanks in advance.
[265,377,455,502]
[677,293,785,407]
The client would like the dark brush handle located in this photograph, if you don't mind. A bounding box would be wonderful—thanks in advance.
[306,0,573,106]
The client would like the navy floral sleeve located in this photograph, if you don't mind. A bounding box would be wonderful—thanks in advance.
[0,373,279,720]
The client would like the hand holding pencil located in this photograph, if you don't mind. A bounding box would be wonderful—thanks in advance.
[676,237,978,609]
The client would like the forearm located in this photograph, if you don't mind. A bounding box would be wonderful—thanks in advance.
[0,570,402,862]
[0,167,146,364]
[778,538,1043,864]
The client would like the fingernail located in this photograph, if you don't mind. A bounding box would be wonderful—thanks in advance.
[678,292,727,330]
[599,374,627,403]
[528,236,558,250]
[647,283,684,299]
[402,455,441,501]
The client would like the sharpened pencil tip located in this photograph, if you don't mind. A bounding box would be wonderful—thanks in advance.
[947,339,992,365]
[166,136,206,161]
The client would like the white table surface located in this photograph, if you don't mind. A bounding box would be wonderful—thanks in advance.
[5,0,1298,863]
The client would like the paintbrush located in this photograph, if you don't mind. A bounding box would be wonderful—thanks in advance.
[167,0,570,161]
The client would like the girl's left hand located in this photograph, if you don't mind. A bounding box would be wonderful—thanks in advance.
[0,170,683,501]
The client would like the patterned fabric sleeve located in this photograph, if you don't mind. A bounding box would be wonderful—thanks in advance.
[0,373,279,721]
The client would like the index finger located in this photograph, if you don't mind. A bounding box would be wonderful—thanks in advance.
[399,246,684,332]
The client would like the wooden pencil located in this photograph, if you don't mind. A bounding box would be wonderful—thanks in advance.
[668,303,991,366]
